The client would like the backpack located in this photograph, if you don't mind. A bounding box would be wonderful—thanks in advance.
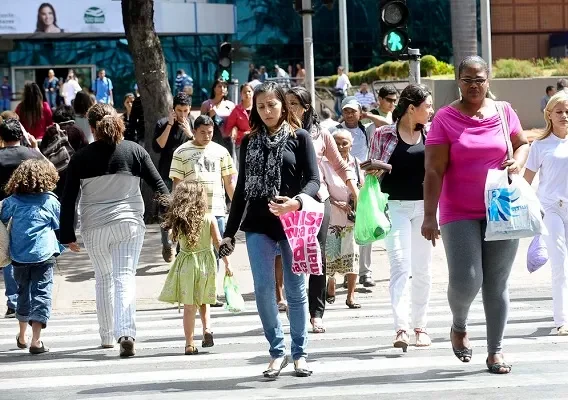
[42,124,75,172]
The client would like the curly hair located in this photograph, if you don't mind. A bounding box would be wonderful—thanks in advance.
[161,181,208,248]
[5,159,59,195]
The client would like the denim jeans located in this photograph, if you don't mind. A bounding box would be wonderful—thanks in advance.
[46,92,57,109]
[3,264,18,309]
[1,98,10,112]
[13,259,55,328]
[245,232,308,361]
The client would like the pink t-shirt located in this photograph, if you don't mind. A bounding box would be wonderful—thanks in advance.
[426,103,522,225]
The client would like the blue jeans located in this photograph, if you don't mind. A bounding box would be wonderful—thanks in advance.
[46,92,57,109]
[13,259,55,328]
[245,232,308,361]
[3,264,18,309]
[1,98,10,111]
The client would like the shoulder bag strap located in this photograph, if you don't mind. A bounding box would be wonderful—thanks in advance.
[495,101,514,159]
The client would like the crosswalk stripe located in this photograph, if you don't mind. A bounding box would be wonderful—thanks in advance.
[0,289,565,398]
[1,350,567,391]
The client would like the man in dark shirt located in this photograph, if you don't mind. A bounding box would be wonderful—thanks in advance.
[152,92,193,262]
[0,118,43,318]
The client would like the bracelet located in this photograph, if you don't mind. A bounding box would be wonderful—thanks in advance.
[167,123,173,127]
[293,195,303,211]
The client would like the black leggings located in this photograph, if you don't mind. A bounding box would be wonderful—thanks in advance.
[309,199,331,319]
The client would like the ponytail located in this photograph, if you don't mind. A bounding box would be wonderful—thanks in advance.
[96,115,124,145]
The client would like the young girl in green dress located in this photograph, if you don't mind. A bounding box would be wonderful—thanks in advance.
[159,181,232,355]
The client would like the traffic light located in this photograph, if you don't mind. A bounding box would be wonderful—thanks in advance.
[218,42,233,81]
[379,0,410,57]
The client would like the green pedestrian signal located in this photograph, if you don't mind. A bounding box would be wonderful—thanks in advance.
[379,1,410,56]
[387,31,403,52]
[221,70,230,81]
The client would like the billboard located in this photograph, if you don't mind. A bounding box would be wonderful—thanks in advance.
[0,1,236,37]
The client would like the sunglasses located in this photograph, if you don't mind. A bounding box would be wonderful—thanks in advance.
[383,97,397,104]
[460,78,487,85]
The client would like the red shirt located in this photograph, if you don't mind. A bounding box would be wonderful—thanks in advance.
[225,104,251,146]
[15,101,53,140]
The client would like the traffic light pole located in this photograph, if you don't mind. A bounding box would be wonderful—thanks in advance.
[300,0,316,109]
[408,48,421,85]
[338,0,349,72]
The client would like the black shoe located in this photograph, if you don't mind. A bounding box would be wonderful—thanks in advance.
[263,356,289,378]
[119,336,136,357]
[359,276,376,287]
[162,245,174,263]
[211,300,224,307]
[4,308,15,319]
[342,277,348,289]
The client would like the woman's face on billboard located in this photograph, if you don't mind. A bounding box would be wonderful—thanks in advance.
[40,6,55,26]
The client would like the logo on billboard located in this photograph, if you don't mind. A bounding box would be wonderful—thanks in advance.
[84,7,105,24]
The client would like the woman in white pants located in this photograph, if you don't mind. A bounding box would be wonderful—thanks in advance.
[366,84,434,352]
[60,104,169,357]
[524,91,568,336]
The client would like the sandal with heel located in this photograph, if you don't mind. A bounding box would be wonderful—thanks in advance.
[393,329,409,352]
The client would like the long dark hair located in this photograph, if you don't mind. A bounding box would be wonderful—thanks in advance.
[249,82,301,136]
[392,84,431,131]
[73,91,95,117]
[209,79,228,100]
[36,3,60,32]
[19,83,44,128]
[286,86,319,134]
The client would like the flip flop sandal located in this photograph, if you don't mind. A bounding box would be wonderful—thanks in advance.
[277,302,288,313]
[325,295,336,304]
[345,300,361,309]
[16,334,28,349]
[185,344,199,355]
[450,328,472,362]
[202,331,214,348]
[486,358,512,374]
[29,342,49,354]
[263,356,289,379]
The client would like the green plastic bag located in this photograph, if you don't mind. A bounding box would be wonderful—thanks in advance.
[354,175,391,245]
[223,275,245,313]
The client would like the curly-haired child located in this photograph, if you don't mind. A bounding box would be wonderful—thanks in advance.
[158,180,232,355]
[0,159,69,354]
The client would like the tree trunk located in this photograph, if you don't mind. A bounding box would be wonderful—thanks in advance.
[122,0,172,223]
[450,0,478,78]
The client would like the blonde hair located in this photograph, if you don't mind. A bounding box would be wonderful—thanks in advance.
[160,181,208,248]
[541,91,568,140]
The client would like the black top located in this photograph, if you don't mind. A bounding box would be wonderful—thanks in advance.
[0,146,43,200]
[224,129,320,241]
[152,117,190,180]
[380,132,425,201]
[59,140,169,244]
[128,96,145,144]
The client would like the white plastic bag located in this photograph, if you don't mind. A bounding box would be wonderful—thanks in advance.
[484,169,545,241]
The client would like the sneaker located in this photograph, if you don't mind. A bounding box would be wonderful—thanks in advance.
[359,276,376,287]
[162,245,174,263]
[4,308,15,319]
[119,336,136,357]
[558,325,568,336]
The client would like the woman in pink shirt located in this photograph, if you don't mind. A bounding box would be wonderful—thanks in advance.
[225,83,253,164]
[15,83,53,140]
[422,56,529,374]
[286,86,359,333]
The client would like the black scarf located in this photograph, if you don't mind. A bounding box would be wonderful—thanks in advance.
[244,122,291,200]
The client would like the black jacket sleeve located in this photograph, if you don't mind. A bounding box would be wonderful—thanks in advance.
[223,136,248,239]
[296,129,320,199]
[59,155,81,244]
[152,119,167,153]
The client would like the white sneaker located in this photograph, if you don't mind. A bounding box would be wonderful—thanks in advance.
[558,325,568,336]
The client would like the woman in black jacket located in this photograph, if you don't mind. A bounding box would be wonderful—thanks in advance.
[220,82,320,378]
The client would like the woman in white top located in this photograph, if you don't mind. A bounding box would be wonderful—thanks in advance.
[524,91,568,336]
[62,74,82,106]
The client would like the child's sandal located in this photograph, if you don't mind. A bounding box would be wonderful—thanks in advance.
[202,331,214,348]
[185,344,198,355]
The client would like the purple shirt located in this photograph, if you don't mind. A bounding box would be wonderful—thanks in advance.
[426,102,522,225]
[0,84,11,99]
